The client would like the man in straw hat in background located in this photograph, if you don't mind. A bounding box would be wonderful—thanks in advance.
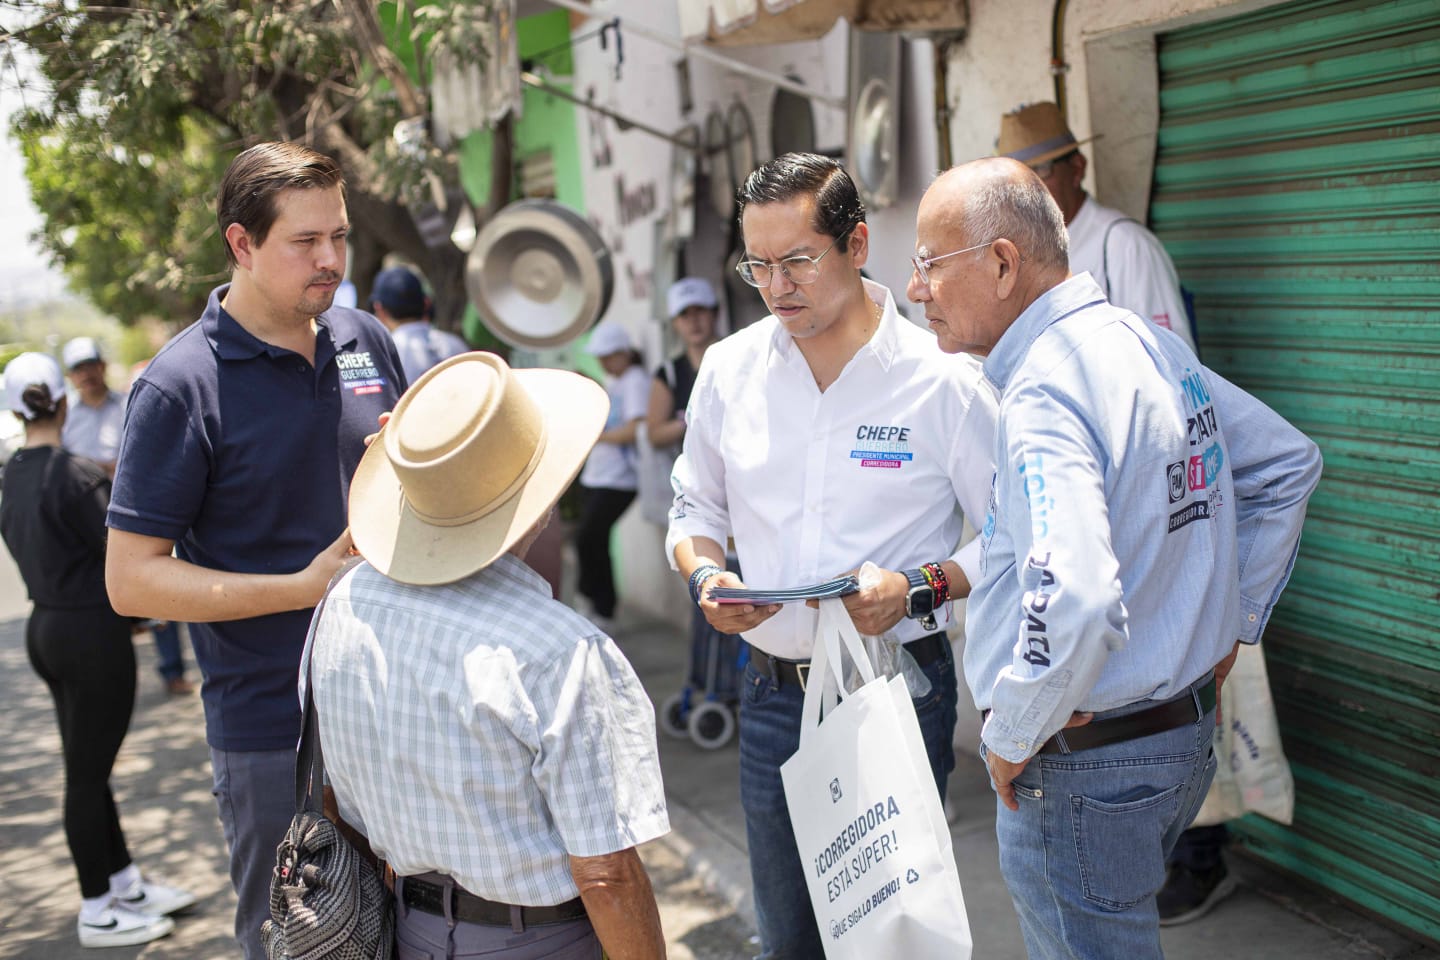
[996,101,1197,354]
[907,156,1320,956]
[304,351,669,960]
[104,141,407,959]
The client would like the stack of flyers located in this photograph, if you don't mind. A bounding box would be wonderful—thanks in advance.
[707,575,860,605]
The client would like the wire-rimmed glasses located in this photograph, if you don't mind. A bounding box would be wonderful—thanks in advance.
[735,230,851,288]
[910,240,996,287]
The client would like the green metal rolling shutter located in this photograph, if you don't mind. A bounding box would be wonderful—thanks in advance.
[1149,0,1440,942]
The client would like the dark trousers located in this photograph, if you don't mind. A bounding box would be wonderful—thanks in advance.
[26,604,136,898]
[1170,824,1229,871]
[575,485,635,619]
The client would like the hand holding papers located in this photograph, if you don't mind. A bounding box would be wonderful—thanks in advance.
[707,575,861,606]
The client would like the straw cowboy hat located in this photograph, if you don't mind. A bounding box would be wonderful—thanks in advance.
[349,351,608,585]
[995,101,1099,167]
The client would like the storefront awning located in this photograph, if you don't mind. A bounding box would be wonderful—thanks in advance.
[677,0,967,45]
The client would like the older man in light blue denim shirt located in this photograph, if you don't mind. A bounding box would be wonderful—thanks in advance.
[909,158,1322,959]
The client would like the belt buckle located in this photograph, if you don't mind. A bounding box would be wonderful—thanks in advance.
[795,662,810,691]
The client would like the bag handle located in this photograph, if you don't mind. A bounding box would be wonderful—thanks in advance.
[798,600,878,748]
[293,559,361,815]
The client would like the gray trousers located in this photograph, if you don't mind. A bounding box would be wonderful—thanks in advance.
[394,876,600,959]
[211,747,298,960]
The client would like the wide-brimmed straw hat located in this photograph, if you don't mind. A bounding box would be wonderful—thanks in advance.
[995,102,1098,167]
[349,351,608,585]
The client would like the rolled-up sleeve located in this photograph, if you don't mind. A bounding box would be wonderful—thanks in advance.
[664,363,730,567]
[534,636,669,858]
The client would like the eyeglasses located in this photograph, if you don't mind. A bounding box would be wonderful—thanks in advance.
[910,240,996,286]
[1030,150,1078,179]
[736,230,851,288]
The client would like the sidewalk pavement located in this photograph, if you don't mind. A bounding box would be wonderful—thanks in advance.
[1,539,1432,960]
[616,608,1439,960]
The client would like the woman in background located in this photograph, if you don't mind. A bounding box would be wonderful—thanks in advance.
[575,323,651,631]
[644,277,721,452]
[0,353,194,948]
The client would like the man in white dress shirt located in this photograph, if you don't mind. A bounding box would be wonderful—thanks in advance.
[306,352,668,960]
[666,153,997,960]
[996,102,1197,354]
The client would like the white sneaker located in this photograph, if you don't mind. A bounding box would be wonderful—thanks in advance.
[115,879,198,917]
[77,902,175,948]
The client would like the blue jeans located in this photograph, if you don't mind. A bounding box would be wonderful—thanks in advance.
[211,747,298,960]
[151,621,186,681]
[989,687,1217,960]
[738,638,958,960]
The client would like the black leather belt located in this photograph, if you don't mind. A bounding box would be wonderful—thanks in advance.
[751,632,949,691]
[1035,677,1215,755]
[401,875,587,928]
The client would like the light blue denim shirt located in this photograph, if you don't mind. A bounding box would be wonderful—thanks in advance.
[968,274,1322,763]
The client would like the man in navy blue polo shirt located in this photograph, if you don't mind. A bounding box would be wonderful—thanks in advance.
[105,141,406,960]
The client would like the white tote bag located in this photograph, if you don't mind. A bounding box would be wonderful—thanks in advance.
[1192,642,1295,827]
[780,600,972,960]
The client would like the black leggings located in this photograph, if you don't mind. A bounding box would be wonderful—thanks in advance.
[575,485,636,619]
[27,605,136,898]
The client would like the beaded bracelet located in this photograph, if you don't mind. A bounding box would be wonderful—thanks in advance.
[688,564,724,605]
[921,562,950,605]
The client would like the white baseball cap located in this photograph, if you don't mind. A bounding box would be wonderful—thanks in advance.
[666,277,718,318]
[583,322,634,357]
[62,337,103,370]
[5,352,66,420]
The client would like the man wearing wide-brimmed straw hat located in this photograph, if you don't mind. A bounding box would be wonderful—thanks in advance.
[996,101,1196,354]
[303,351,669,960]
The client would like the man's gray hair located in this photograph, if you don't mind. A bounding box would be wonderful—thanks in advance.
[963,172,1069,270]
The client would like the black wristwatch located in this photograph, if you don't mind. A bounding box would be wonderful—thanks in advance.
[902,568,938,632]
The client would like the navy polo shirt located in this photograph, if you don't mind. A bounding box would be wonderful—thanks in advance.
[108,285,407,751]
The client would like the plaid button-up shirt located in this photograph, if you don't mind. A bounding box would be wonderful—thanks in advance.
[303,555,669,905]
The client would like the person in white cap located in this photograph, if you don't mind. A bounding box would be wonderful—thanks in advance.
[0,353,196,948]
[996,102,1197,354]
[305,351,668,960]
[645,277,721,455]
[60,337,125,478]
[574,320,649,629]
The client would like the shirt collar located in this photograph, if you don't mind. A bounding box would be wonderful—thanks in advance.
[766,277,902,372]
[982,273,1108,392]
[485,553,552,597]
[202,283,355,361]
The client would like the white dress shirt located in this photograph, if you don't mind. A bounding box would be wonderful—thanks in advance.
[1068,197,1196,353]
[303,556,670,905]
[968,275,1321,762]
[666,279,998,659]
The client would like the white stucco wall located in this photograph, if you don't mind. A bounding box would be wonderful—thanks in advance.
[944,0,1290,219]
[569,4,945,625]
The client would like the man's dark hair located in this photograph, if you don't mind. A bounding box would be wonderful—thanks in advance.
[736,152,867,252]
[217,141,346,268]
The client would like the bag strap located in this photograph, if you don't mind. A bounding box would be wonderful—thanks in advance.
[798,600,879,749]
[293,561,359,815]
[1100,217,1142,299]
[295,608,327,815]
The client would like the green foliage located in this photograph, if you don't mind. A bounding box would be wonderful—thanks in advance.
[3,0,499,329]
[14,110,229,323]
